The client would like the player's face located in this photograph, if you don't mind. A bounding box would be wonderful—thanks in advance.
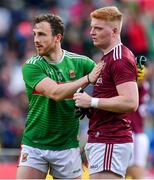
[33,21,59,56]
[90,18,113,49]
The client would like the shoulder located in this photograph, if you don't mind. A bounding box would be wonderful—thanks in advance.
[64,50,93,61]
[112,44,135,62]
[108,44,137,73]
[24,55,43,65]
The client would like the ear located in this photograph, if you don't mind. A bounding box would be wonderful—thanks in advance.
[113,27,118,34]
[55,34,62,42]
[112,27,118,38]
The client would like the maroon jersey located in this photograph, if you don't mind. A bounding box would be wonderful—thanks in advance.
[129,81,150,133]
[88,43,137,144]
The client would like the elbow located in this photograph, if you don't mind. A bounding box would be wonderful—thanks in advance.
[48,90,63,101]
[129,105,138,112]
[134,103,139,112]
[53,96,62,101]
[51,93,62,101]
[129,101,139,112]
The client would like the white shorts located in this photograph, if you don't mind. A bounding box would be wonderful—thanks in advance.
[85,143,133,177]
[18,145,82,178]
[129,133,149,167]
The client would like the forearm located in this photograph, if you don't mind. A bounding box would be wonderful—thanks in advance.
[95,96,138,113]
[52,76,89,101]
[36,62,103,101]
[35,75,90,101]
[74,82,139,112]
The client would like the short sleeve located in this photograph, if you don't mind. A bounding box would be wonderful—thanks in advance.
[22,63,47,89]
[111,58,137,86]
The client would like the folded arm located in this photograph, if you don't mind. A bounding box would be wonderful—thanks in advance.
[73,81,139,113]
[35,62,103,101]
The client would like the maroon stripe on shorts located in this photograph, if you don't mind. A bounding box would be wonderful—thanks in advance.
[103,144,114,170]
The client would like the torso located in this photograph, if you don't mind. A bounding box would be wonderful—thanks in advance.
[22,50,95,150]
[88,43,137,144]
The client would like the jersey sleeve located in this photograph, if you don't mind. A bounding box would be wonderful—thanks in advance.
[110,58,137,86]
[22,63,47,89]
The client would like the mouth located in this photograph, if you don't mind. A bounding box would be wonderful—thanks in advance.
[35,44,43,48]
[92,38,97,41]
[36,46,42,48]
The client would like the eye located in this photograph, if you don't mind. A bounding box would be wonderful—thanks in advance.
[33,31,47,37]
[33,32,36,36]
[96,27,103,30]
[38,32,46,36]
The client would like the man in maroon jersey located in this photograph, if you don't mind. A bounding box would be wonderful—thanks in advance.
[73,6,139,179]
[126,73,150,179]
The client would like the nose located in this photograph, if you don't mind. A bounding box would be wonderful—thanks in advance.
[90,28,95,36]
[34,35,40,43]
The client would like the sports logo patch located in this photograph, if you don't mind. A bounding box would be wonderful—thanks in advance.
[21,152,29,162]
[69,70,75,78]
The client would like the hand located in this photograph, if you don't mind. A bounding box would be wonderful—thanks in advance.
[74,106,90,120]
[73,92,92,108]
[74,88,91,119]
[137,65,145,81]
[88,62,103,84]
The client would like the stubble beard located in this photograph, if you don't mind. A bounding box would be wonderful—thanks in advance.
[37,47,47,56]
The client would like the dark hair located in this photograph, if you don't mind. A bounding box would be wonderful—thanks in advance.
[33,14,64,37]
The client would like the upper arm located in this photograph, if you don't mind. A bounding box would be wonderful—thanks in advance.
[35,77,58,98]
[23,63,61,100]
[116,81,139,107]
[111,58,137,86]
[22,63,47,89]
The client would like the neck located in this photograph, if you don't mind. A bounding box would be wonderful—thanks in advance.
[103,38,121,55]
[43,46,63,63]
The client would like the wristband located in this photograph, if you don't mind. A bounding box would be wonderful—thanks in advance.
[87,74,92,84]
[91,98,99,108]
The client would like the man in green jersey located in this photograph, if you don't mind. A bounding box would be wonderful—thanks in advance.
[16,14,102,179]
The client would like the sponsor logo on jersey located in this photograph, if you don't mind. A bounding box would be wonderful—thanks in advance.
[57,71,63,81]
[21,152,29,162]
[101,60,106,71]
[69,70,75,78]
[95,60,105,85]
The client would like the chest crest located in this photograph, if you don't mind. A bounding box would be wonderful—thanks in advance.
[69,69,76,78]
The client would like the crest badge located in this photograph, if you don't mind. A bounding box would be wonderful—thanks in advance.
[21,152,29,162]
[69,70,75,78]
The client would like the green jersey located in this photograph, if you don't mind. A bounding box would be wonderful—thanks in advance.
[22,50,95,150]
